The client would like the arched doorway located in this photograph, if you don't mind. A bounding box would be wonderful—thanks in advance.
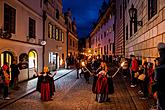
[28,50,38,79]
[0,51,14,67]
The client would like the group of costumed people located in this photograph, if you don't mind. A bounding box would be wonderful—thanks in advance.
[36,66,56,101]
[92,62,114,103]
[36,62,114,102]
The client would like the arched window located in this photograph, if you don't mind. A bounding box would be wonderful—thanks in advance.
[28,50,37,69]
[0,51,13,67]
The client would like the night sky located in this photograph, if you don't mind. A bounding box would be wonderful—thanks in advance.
[62,0,104,39]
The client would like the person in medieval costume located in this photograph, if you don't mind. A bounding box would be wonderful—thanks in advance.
[92,61,105,93]
[36,66,56,101]
[94,61,112,102]
[95,69,109,103]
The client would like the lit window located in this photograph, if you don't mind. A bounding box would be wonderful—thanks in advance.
[55,28,59,40]
[109,14,112,19]
[48,23,53,38]
[53,25,56,39]
[61,32,64,42]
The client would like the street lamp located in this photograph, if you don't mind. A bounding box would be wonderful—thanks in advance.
[129,4,143,26]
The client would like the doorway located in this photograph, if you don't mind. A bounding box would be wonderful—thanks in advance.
[0,51,13,67]
[28,50,37,79]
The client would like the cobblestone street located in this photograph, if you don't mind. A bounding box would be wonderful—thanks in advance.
[2,69,152,110]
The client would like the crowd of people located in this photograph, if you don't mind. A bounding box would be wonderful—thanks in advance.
[75,42,165,110]
[0,42,164,110]
[111,42,165,110]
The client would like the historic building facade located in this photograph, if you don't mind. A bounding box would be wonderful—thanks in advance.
[90,0,115,62]
[64,9,78,66]
[0,0,78,81]
[115,0,125,57]
[43,0,67,70]
[0,0,43,81]
[125,0,165,63]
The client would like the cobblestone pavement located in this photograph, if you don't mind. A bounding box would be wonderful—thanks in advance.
[0,69,74,108]
[2,68,152,110]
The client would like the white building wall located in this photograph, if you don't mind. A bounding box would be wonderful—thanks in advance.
[0,0,43,81]
[125,0,165,63]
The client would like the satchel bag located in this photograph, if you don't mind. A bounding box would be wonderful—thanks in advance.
[138,74,146,81]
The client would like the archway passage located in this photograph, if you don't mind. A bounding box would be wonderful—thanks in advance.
[0,51,14,67]
[28,50,38,79]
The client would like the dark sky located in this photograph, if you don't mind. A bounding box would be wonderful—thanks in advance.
[62,0,104,39]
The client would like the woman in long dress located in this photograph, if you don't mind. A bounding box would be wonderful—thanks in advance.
[36,66,55,101]
[94,62,110,102]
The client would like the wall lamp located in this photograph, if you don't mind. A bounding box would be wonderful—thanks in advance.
[0,28,12,39]
[129,4,143,26]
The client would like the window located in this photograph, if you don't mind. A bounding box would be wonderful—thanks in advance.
[109,14,112,19]
[107,45,108,54]
[73,41,74,47]
[104,32,106,37]
[126,25,128,40]
[48,23,53,38]
[29,18,36,38]
[113,24,115,31]
[109,27,112,33]
[130,20,132,37]
[40,0,42,7]
[101,47,103,54]
[125,0,127,9]
[61,32,64,42]
[101,34,103,39]
[59,29,62,41]
[62,53,64,59]
[148,0,157,20]
[70,39,72,46]
[56,9,59,19]
[120,5,122,19]
[4,3,16,34]
[134,9,138,33]
[109,43,111,51]
[49,52,53,63]
[28,51,37,69]
[55,28,59,40]
[53,25,56,39]
[104,46,106,54]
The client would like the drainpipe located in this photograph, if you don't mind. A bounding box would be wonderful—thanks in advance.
[42,10,47,69]
[66,27,69,69]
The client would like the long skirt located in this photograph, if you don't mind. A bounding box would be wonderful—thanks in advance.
[41,82,50,101]
[96,93,108,103]
[95,76,109,102]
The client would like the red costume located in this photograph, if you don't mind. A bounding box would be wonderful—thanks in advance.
[36,72,55,101]
[95,70,109,102]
